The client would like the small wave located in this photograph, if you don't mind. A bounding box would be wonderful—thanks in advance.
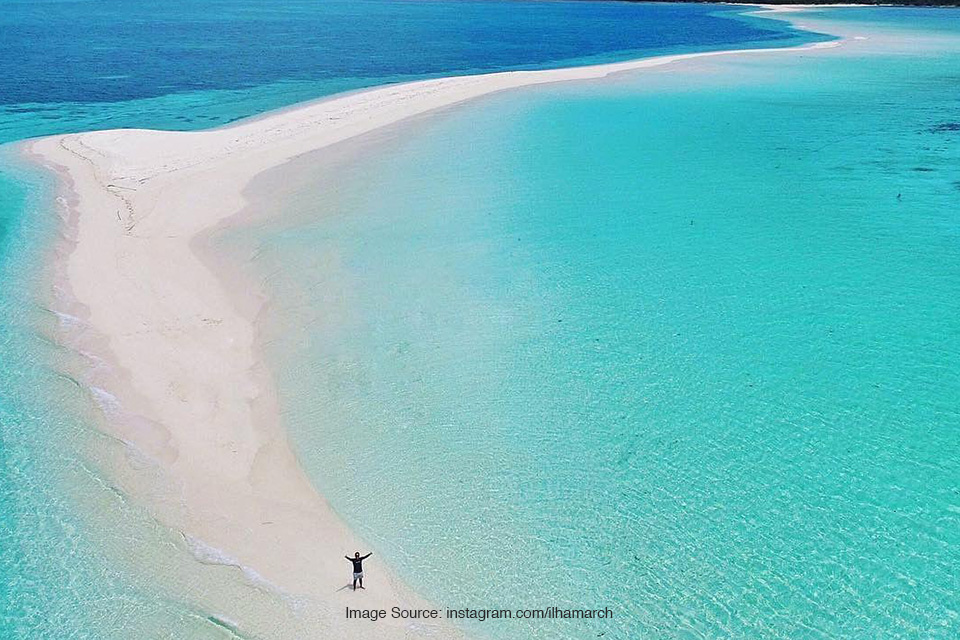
[75,347,109,371]
[52,309,85,329]
[89,384,122,415]
[85,383,167,468]
[181,533,288,598]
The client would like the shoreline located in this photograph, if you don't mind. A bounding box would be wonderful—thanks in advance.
[24,7,848,638]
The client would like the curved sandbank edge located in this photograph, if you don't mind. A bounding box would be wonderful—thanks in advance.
[22,7,845,639]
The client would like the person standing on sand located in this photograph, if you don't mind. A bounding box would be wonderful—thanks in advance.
[346,551,372,590]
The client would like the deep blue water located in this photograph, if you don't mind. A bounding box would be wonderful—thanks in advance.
[2,0,801,106]
[0,0,821,143]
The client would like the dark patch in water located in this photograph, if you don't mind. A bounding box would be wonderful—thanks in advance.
[913,167,936,172]
[205,615,246,639]
[930,122,960,133]
[953,181,960,192]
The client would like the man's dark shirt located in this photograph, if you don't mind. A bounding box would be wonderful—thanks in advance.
[348,553,371,572]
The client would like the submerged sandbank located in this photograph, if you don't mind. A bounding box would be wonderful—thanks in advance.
[25,8,850,638]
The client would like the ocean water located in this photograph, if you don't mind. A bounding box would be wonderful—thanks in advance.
[231,8,960,639]
[0,2,819,637]
[0,0,819,145]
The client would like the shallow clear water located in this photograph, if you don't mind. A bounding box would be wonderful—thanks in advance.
[0,2,816,637]
[236,9,960,639]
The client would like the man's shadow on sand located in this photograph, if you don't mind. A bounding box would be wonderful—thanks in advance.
[335,583,365,592]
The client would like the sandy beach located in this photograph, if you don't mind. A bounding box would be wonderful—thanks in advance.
[25,8,850,638]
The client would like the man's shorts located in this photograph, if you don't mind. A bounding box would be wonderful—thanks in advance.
[354,572,364,580]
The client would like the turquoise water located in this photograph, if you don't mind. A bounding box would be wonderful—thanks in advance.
[232,8,960,639]
[0,2,820,637]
